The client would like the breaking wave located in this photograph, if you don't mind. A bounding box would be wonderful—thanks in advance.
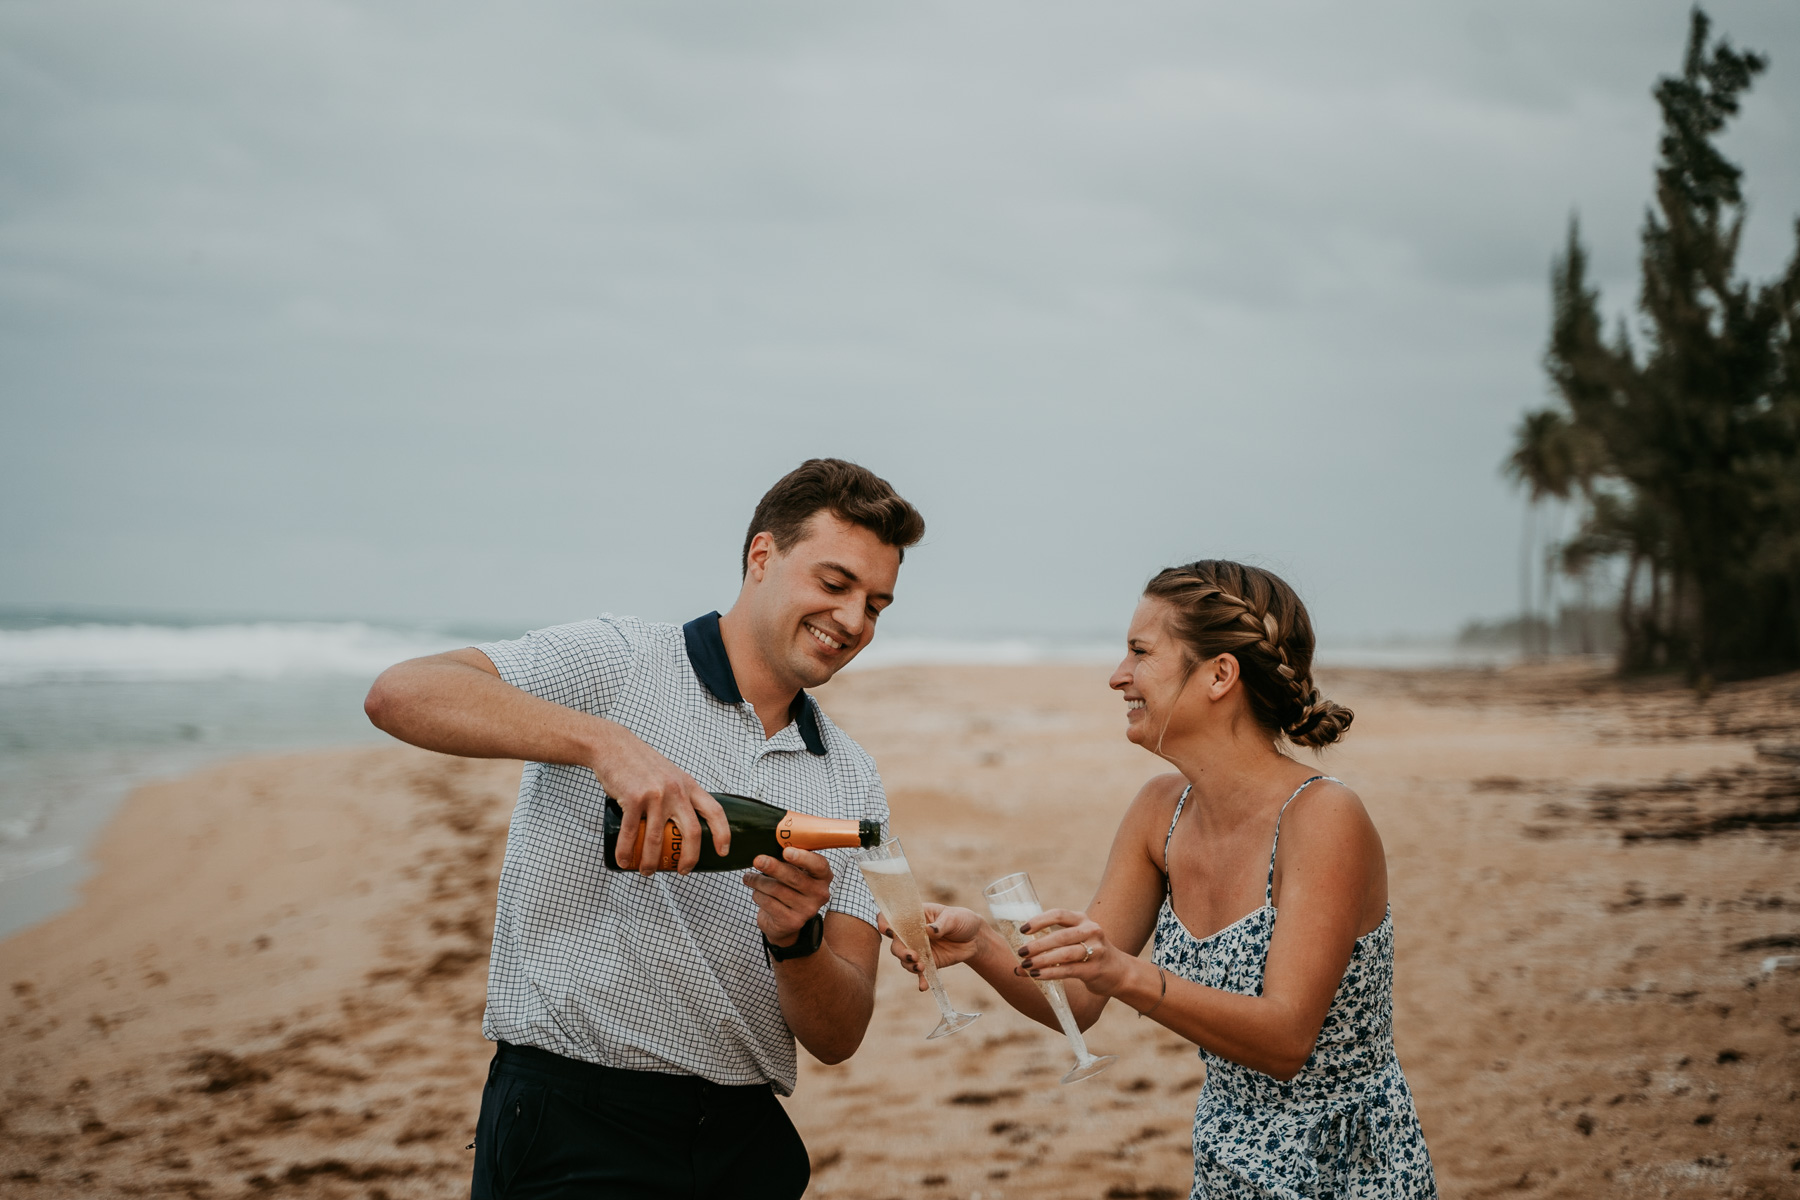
[0,622,465,685]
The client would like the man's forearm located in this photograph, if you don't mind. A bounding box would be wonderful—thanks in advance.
[371,650,728,873]
[773,920,877,1065]
[366,652,611,766]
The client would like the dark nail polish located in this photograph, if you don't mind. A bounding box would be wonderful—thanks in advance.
[1028,969,1041,978]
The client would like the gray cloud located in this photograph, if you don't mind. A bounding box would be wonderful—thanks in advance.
[2,1,1796,641]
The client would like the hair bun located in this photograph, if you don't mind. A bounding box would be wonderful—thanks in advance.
[1286,697,1354,749]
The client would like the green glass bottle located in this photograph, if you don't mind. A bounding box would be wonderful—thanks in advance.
[602,792,882,872]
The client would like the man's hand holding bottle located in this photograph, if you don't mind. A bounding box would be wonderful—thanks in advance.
[590,722,731,875]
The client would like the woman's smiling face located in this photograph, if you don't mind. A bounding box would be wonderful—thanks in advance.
[1110,596,1199,749]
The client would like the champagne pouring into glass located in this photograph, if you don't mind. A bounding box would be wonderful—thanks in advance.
[855,840,980,1039]
[983,871,1117,1084]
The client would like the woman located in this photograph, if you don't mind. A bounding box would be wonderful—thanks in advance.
[891,561,1436,1198]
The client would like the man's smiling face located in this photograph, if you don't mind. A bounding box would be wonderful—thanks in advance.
[743,511,901,692]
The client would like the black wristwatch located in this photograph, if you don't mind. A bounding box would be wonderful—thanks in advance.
[764,912,825,962]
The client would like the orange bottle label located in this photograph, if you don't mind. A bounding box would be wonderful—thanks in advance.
[624,820,680,870]
[776,811,864,850]
[657,823,682,871]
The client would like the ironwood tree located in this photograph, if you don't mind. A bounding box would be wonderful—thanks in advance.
[1508,7,1800,681]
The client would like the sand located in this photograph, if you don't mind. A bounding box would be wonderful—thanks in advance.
[1,663,1796,1199]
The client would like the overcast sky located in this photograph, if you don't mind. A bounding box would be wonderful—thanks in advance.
[2,1,1796,643]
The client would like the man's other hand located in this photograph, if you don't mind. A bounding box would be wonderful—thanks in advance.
[742,848,833,949]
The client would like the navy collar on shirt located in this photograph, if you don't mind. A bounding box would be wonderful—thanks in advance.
[683,611,827,756]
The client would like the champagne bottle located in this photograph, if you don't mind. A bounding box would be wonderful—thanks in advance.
[602,792,882,872]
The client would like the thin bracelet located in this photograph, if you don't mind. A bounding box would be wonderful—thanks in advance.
[1138,966,1168,1019]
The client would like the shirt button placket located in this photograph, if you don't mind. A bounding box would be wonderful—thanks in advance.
[743,703,765,796]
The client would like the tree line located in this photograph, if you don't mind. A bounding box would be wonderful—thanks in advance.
[1508,8,1800,683]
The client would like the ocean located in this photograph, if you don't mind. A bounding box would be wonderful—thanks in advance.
[0,612,1118,941]
[0,613,485,940]
[0,610,1508,941]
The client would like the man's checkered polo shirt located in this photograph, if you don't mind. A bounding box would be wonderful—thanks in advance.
[475,611,888,1095]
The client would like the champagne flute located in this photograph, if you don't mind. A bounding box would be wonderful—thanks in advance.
[983,871,1117,1084]
[855,840,980,1039]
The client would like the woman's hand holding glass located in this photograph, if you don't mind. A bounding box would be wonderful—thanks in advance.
[1008,907,1131,992]
[879,903,986,988]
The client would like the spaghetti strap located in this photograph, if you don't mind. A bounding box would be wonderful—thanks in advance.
[1163,785,1192,890]
[1266,775,1340,905]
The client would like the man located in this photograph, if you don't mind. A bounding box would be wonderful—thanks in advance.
[364,458,925,1199]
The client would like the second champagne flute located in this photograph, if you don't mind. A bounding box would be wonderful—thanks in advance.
[983,871,1117,1084]
[855,840,980,1039]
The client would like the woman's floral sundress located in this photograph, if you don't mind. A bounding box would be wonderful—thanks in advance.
[1152,776,1437,1199]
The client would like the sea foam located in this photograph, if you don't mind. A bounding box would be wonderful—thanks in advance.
[0,622,464,685]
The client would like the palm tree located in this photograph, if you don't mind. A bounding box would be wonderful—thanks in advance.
[1505,410,1581,656]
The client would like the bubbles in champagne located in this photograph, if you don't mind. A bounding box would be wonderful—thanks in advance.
[986,898,1091,1067]
[858,854,934,959]
[981,870,1115,1081]
[857,844,982,1038]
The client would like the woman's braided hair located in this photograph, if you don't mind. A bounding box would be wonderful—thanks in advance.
[1143,560,1353,749]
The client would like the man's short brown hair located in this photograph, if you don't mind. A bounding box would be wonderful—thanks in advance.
[742,459,926,577]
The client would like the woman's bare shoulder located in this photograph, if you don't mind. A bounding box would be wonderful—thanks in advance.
[1134,771,1189,808]
[1273,775,1388,929]
[1120,772,1190,840]
[1291,775,1370,816]
[1281,776,1382,854]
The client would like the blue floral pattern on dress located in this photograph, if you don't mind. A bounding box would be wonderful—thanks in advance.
[1152,777,1437,1199]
